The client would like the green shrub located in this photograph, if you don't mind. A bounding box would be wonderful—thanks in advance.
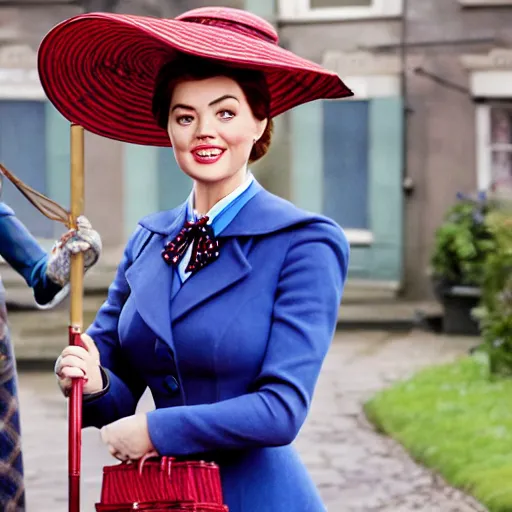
[431,192,496,288]
[475,209,512,377]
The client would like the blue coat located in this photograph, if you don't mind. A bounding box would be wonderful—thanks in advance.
[83,183,349,512]
[0,202,61,306]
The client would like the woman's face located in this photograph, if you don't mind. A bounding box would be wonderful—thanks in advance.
[167,76,267,184]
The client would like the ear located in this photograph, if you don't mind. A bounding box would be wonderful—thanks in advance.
[254,118,268,143]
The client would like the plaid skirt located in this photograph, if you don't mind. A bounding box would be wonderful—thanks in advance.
[0,278,25,511]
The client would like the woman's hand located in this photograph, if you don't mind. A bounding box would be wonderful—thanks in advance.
[100,414,156,461]
[46,215,102,287]
[54,333,103,396]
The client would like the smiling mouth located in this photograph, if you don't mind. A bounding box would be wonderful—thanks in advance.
[192,148,225,164]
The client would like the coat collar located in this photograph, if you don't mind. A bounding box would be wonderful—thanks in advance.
[130,181,331,353]
[138,181,319,238]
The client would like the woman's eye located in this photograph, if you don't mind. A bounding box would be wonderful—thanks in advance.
[177,115,193,125]
[219,110,235,120]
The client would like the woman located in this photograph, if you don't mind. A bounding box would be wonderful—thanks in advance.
[0,198,101,511]
[46,7,352,511]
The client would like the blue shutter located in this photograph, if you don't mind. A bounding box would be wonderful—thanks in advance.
[0,100,52,238]
[322,100,369,229]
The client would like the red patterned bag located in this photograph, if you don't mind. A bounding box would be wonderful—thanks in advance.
[96,501,228,511]
[95,456,228,512]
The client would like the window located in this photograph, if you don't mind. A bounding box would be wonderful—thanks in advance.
[323,100,370,233]
[476,104,512,193]
[0,100,53,238]
[311,0,372,6]
[489,106,512,190]
[278,0,403,21]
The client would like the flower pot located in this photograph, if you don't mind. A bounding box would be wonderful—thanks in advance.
[439,285,481,336]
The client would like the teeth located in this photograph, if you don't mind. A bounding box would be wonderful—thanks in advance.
[197,149,222,157]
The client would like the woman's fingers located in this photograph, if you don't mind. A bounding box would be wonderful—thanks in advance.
[60,345,90,360]
[59,366,86,379]
[58,354,88,374]
[81,333,100,361]
[107,443,127,461]
[55,334,102,396]
[113,450,129,462]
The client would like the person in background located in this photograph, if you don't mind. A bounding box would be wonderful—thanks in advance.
[0,188,101,511]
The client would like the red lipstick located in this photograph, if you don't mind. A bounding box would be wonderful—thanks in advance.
[191,145,225,165]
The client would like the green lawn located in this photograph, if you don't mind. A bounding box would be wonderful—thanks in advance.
[364,355,512,512]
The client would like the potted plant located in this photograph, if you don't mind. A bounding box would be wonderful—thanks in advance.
[430,192,496,335]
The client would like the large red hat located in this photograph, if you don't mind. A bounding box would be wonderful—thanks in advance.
[37,7,352,147]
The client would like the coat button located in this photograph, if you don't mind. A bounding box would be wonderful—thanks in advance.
[164,375,180,395]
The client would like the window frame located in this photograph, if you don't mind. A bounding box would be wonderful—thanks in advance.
[476,103,512,191]
[459,0,512,6]
[320,51,402,247]
[278,0,403,22]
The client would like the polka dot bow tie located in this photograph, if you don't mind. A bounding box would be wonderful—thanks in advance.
[162,216,220,273]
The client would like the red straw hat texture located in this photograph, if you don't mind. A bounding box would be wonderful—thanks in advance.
[37,7,353,146]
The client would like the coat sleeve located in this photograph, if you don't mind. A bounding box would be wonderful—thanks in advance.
[82,226,149,428]
[0,203,62,306]
[146,221,349,456]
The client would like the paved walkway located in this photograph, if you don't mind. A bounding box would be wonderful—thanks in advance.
[17,330,488,511]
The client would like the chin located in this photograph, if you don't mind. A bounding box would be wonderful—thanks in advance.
[181,160,240,184]
[187,169,233,183]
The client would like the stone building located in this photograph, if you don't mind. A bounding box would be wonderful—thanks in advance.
[2,0,512,298]
[256,0,512,299]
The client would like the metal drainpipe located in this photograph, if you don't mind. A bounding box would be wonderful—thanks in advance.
[399,0,409,294]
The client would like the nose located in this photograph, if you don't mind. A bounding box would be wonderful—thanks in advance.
[195,115,215,141]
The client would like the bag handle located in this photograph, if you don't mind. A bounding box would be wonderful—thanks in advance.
[118,452,173,477]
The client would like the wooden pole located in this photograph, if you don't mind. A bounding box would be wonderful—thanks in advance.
[68,123,85,512]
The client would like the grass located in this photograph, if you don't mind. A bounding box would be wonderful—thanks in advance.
[364,354,512,512]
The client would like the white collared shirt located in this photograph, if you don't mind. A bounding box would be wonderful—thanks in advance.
[178,172,254,282]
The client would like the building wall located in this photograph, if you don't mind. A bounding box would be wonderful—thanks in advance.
[275,0,512,299]
[403,0,512,298]
[276,8,404,287]
[6,0,512,296]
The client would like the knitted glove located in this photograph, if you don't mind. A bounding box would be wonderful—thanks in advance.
[46,215,102,287]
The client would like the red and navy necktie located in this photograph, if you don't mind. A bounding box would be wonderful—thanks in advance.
[161,216,220,274]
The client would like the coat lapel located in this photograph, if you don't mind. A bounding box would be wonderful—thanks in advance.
[129,182,328,329]
[171,238,252,324]
[125,205,187,353]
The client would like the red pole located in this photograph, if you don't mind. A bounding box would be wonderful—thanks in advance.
[68,124,85,512]
[69,328,84,512]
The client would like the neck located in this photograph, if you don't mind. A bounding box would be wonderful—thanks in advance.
[193,166,248,215]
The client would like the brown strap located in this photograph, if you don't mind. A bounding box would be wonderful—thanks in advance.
[0,163,72,227]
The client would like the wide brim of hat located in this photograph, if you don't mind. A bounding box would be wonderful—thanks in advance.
[37,13,353,147]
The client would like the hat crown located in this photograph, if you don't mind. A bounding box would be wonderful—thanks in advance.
[176,7,279,45]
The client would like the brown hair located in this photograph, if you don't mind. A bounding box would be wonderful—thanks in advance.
[152,54,273,163]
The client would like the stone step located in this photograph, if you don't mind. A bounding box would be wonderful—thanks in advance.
[338,300,442,331]
[6,294,443,365]
[2,259,401,308]
[8,294,107,363]
[2,258,442,363]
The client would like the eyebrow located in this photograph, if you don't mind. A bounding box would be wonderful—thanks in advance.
[171,94,239,112]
